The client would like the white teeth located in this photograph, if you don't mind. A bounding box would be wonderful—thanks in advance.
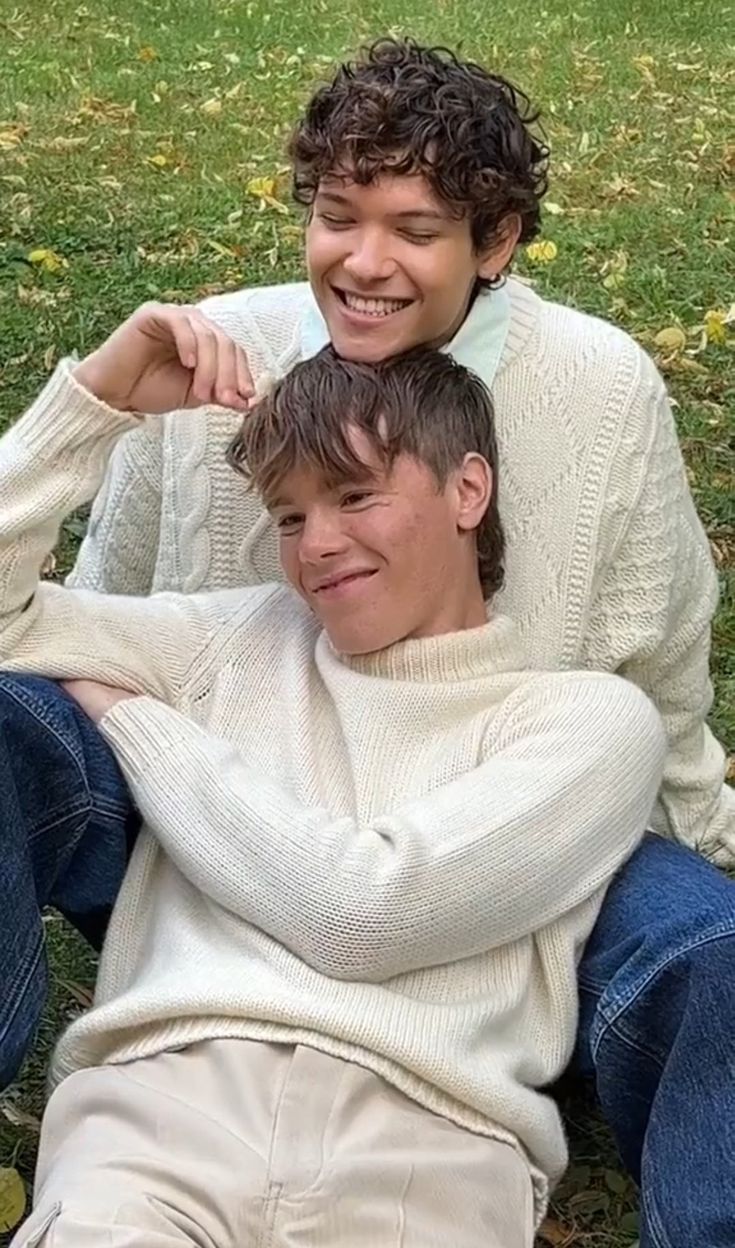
[342,292,409,317]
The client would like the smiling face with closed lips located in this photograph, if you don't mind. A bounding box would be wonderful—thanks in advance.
[268,428,492,655]
[305,171,518,363]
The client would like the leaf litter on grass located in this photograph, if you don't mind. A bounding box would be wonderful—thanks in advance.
[1,4,733,1245]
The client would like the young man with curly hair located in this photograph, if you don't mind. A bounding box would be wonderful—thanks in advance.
[3,344,664,1246]
[0,37,733,1247]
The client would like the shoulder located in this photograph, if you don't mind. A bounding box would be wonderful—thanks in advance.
[502,670,665,748]
[197,281,312,358]
[197,581,313,635]
[504,278,663,402]
[179,583,320,692]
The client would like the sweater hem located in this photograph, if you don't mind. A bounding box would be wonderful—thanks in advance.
[53,1016,552,1226]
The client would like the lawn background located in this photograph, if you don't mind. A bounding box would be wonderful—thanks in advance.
[1,0,733,1242]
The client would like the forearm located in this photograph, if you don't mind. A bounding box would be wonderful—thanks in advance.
[101,679,666,981]
[0,361,140,649]
[0,361,225,698]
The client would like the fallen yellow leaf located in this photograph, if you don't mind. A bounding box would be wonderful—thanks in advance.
[200,97,223,116]
[146,153,169,168]
[246,175,289,214]
[654,325,687,352]
[544,201,565,216]
[28,248,69,274]
[138,45,158,62]
[525,240,558,263]
[0,1168,26,1233]
[703,309,727,345]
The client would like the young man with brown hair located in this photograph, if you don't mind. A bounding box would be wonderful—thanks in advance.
[0,37,733,1246]
[3,344,663,1246]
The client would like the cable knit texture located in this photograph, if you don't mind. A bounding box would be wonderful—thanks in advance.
[0,381,667,1220]
[64,278,732,859]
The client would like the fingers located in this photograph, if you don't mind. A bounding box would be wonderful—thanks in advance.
[180,310,254,411]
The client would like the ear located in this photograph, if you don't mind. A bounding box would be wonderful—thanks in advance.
[476,213,522,282]
[453,453,493,535]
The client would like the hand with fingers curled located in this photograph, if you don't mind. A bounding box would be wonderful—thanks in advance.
[73,302,255,416]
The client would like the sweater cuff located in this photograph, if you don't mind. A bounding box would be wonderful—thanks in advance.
[99,695,192,785]
[13,359,143,458]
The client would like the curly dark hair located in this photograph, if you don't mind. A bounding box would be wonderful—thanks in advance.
[228,345,505,599]
[289,38,549,283]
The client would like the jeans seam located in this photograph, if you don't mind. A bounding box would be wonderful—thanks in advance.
[2,681,131,825]
[27,797,93,842]
[589,926,735,1067]
[591,922,735,1022]
[1,679,88,775]
[641,1184,674,1248]
[0,929,45,1044]
[592,1010,666,1071]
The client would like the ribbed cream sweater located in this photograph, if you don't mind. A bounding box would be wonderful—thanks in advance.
[0,367,666,1219]
[65,278,733,862]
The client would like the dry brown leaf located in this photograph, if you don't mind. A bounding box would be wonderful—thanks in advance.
[0,122,29,150]
[78,95,136,124]
[60,980,94,1008]
[538,1217,574,1246]
[0,1100,41,1131]
[39,135,90,153]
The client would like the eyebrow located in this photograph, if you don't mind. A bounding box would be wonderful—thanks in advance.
[316,190,448,222]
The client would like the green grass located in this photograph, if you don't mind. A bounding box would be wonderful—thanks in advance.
[1,0,733,1242]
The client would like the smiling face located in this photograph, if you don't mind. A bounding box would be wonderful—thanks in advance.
[268,430,491,654]
[306,172,517,363]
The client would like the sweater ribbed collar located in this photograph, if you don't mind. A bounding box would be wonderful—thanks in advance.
[299,277,541,389]
[322,612,526,684]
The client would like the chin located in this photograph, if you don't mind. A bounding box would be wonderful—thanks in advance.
[326,621,405,657]
[328,632,381,657]
[327,328,394,365]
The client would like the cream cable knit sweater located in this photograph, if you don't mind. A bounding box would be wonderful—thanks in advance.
[65,278,733,862]
[0,367,666,1219]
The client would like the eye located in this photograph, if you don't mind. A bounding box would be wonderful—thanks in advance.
[276,513,303,532]
[400,230,439,245]
[341,490,375,508]
[318,213,353,229]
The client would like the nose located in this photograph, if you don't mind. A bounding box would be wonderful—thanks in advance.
[298,509,350,565]
[342,229,396,285]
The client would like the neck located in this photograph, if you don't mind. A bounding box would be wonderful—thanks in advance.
[409,585,488,640]
[334,609,525,684]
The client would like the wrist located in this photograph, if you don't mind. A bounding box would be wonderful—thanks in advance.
[73,354,128,411]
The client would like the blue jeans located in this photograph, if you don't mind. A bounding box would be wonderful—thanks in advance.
[1,673,733,1246]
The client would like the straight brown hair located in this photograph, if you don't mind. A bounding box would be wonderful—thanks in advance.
[228,345,505,598]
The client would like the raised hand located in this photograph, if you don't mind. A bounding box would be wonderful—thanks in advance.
[73,302,255,415]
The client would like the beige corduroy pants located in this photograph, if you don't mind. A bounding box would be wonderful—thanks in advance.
[14,1038,535,1248]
